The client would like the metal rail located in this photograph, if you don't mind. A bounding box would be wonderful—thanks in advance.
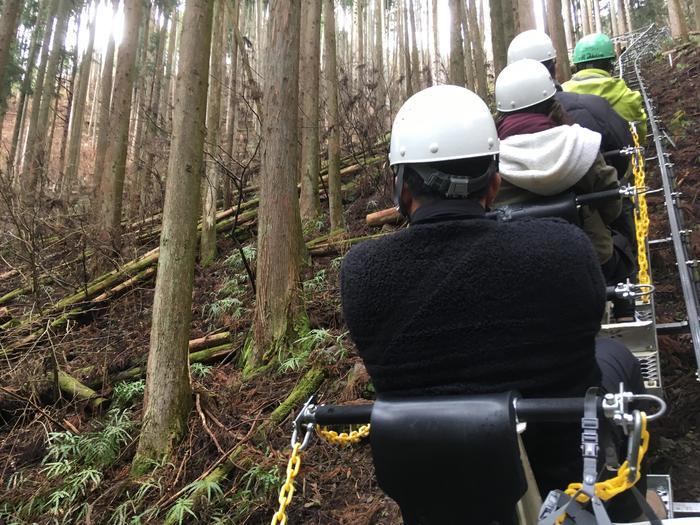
[627,32,700,377]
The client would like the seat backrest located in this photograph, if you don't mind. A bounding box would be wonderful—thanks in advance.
[370,392,527,525]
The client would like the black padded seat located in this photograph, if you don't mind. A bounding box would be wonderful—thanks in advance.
[370,392,527,525]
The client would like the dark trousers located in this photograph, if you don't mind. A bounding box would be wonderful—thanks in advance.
[595,337,648,521]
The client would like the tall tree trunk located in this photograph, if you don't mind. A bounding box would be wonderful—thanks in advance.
[401,0,413,97]
[298,0,322,227]
[127,10,151,217]
[622,0,632,33]
[581,0,591,34]
[373,0,387,128]
[0,0,23,113]
[63,7,96,197]
[466,0,487,98]
[694,0,700,32]
[246,1,305,372]
[490,0,507,76]
[223,0,240,210]
[407,0,421,90]
[94,0,143,259]
[357,0,365,86]
[517,0,536,30]
[615,0,626,35]
[592,0,601,31]
[432,0,440,83]
[563,0,575,50]
[132,0,213,472]
[546,0,571,82]
[449,0,466,87]
[200,0,224,266]
[501,0,516,55]
[140,10,167,217]
[24,0,71,202]
[667,0,689,40]
[9,0,47,174]
[324,0,344,233]
[459,0,475,90]
[93,0,116,194]
[58,35,79,183]
[163,9,180,128]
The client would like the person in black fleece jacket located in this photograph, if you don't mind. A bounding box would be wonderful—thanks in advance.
[341,84,647,523]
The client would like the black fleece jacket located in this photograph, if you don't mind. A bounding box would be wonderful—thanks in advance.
[341,200,607,493]
[555,87,634,178]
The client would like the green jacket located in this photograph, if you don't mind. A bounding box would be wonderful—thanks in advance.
[562,68,647,140]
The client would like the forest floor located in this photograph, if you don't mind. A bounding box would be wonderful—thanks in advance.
[1,44,699,525]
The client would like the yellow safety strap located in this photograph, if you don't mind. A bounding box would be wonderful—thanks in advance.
[564,412,649,504]
[631,124,651,300]
[270,442,302,525]
[316,424,371,445]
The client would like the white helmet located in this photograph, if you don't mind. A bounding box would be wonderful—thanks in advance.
[496,59,556,113]
[389,85,499,167]
[507,30,556,64]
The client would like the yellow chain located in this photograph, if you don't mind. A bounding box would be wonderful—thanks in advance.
[631,123,651,302]
[316,424,371,446]
[564,413,649,504]
[270,442,302,525]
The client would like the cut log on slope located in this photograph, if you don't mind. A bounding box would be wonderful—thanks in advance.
[366,207,403,227]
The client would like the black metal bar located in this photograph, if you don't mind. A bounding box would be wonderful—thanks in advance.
[314,398,603,426]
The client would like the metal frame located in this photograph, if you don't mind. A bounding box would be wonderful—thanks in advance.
[633,58,700,378]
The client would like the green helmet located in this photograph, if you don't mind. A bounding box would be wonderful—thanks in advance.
[572,33,616,64]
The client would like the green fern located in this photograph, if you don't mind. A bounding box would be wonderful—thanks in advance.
[303,269,327,293]
[191,362,213,379]
[224,246,256,273]
[113,380,146,407]
[165,497,197,525]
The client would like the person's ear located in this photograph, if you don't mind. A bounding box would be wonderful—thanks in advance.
[484,172,501,209]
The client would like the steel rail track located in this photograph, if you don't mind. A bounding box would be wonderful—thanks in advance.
[620,26,700,378]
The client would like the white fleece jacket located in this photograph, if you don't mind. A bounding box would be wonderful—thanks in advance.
[498,124,602,196]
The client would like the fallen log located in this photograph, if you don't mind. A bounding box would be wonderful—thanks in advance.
[307,232,390,256]
[366,207,403,227]
[53,370,108,410]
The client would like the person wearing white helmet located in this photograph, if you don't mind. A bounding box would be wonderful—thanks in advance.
[339,85,644,523]
[507,30,634,182]
[495,59,634,288]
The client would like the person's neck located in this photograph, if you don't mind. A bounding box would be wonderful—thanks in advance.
[410,199,486,225]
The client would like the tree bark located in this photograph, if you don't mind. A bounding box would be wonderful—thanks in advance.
[200,0,224,266]
[449,0,467,87]
[63,6,96,197]
[132,0,213,473]
[459,0,476,90]
[23,0,70,201]
[298,0,322,227]
[357,0,365,86]
[432,0,440,82]
[667,0,689,40]
[401,0,413,97]
[408,0,421,91]
[467,0,487,99]
[592,0,601,32]
[246,0,306,372]
[563,0,575,50]
[490,0,507,76]
[546,0,571,82]
[324,0,344,232]
[0,0,23,113]
[223,0,240,210]
[92,0,117,194]
[9,0,47,174]
[373,0,387,128]
[694,0,700,32]
[517,0,536,30]
[581,0,591,34]
[94,0,143,258]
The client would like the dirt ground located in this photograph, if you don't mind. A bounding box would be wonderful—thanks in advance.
[1,42,699,525]
[642,41,700,502]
